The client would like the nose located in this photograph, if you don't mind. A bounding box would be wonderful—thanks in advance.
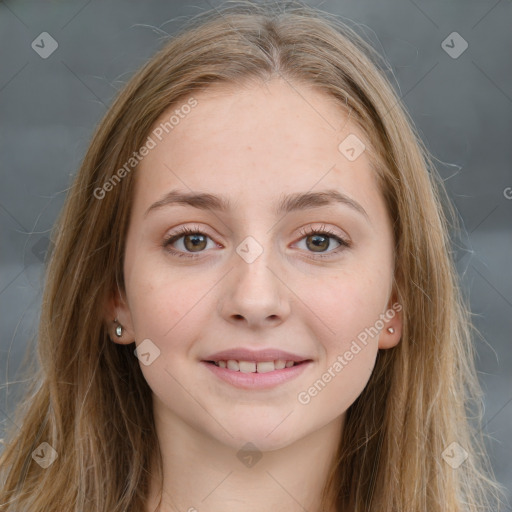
[218,241,291,329]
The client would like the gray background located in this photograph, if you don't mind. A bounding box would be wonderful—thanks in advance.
[1,0,511,507]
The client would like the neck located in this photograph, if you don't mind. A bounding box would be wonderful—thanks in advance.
[145,400,344,512]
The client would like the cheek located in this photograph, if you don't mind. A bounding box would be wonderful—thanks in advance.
[125,259,199,340]
[297,275,383,414]
[295,266,389,345]
[298,269,387,412]
[297,345,377,419]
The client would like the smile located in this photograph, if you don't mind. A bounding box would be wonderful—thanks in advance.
[201,359,312,390]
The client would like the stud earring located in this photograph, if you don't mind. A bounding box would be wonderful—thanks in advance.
[387,327,395,334]
[114,318,123,337]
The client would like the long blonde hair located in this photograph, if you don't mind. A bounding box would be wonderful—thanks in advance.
[0,1,505,510]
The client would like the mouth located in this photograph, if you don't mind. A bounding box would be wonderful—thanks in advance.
[201,348,313,389]
[201,355,313,390]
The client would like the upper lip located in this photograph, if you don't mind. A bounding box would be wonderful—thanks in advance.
[202,348,312,363]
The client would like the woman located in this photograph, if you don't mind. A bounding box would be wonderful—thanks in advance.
[0,1,505,510]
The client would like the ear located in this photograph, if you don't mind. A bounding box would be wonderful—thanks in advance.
[378,291,403,350]
[104,285,136,345]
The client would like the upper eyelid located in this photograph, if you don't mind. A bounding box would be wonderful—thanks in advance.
[164,223,349,241]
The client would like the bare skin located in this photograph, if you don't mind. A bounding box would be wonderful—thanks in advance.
[107,78,402,512]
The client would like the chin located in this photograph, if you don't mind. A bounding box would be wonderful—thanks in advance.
[217,423,302,452]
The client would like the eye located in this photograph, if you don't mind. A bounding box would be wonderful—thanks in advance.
[294,225,351,259]
[162,225,217,259]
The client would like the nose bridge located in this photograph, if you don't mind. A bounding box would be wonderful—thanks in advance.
[219,230,290,326]
[233,232,279,299]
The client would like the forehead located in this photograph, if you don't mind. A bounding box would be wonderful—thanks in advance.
[135,79,383,217]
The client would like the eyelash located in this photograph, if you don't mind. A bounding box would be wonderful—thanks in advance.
[162,224,351,260]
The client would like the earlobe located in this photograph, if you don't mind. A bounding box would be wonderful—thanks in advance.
[108,315,135,345]
[379,323,401,349]
[378,294,403,349]
[110,317,133,345]
[104,288,135,345]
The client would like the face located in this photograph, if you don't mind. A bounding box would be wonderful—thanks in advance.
[110,78,402,451]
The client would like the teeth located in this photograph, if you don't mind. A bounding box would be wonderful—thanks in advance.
[239,361,256,373]
[227,360,239,371]
[214,359,298,372]
[256,361,275,373]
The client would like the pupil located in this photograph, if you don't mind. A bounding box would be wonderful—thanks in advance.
[185,234,206,251]
[309,235,327,252]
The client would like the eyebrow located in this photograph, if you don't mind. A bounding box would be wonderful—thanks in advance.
[145,188,370,222]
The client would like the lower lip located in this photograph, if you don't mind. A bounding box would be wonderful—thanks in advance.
[201,361,311,390]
